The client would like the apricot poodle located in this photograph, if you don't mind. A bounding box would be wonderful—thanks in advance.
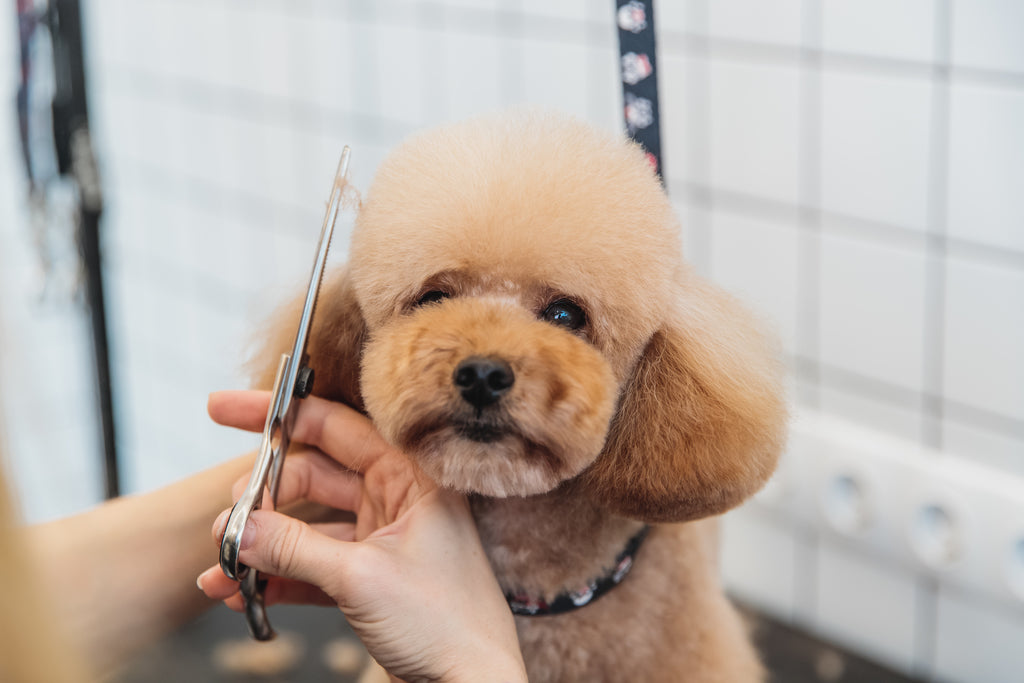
[259,111,787,682]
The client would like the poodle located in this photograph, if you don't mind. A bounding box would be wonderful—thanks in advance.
[257,111,787,682]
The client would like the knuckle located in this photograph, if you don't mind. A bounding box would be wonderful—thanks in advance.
[266,519,306,577]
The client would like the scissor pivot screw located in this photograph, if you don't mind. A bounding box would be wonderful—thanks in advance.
[295,366,315,398]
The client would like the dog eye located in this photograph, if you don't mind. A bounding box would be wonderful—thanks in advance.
[541,299,586,331]
[415,290,450,307]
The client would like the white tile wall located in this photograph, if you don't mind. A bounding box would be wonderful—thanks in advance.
[943,419,1024,478]
[297,15,357,113]
[818,232,928,393]
[821,0,936,63]
[658,51,692,184]
[709,210,801,353]
[708,59,801,203]
[719,508,802,621]
[654,0,694,36]
[443,30,505,120]
[933,587,1024,683]
[587,27,623,135]
[947,82,1024,253]
[818,383,924,444]
[706,0,804,47]
[951,0,1024,73]
[813,539,920,673]
[2,1,1023,681]
[678,202,713,277]
[820,69,933,231]
[520,35,593,117]
[521,0,590,23]
[943,256,1024,423]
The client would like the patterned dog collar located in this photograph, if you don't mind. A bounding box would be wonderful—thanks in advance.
[505,525,651,617]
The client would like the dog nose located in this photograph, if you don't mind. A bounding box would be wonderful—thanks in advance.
[453,357,515,408]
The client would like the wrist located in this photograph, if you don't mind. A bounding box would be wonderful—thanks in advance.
[438,648,528,683]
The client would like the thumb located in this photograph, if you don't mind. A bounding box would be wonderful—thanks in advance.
[238,509,352,592]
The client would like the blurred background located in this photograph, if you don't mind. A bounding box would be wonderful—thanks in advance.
[0,1,1021,681]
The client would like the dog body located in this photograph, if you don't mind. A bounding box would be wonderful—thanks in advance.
[262,112,786,681]
[471,496,762,681]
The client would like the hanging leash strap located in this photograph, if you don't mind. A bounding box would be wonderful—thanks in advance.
[615,0,663,180]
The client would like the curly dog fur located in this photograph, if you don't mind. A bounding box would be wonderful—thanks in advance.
[258,111,787,682]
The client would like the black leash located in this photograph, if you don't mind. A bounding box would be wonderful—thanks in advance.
[51,0,118,498]
[19,0,119,498]
[615,0,663,181]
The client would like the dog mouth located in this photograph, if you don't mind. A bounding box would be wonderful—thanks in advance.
[384,390,603,497]
[402,411,514,449]
[452,417,508,443]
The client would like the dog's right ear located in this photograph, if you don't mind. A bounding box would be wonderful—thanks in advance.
[249,268,366,411]
[576,274,787,523]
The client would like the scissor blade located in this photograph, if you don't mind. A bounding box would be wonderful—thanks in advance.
[278,147,351,414]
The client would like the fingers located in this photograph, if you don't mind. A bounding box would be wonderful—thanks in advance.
[229,448,364,513]
[208,390,392,473]
[213,509,356,550]
[204,512,361,609]
[197,564,243,601]
[224,509,357,593]
[236,580,338,610]
[286,395,391,472]
[197,568,337,609]
[208,390,271,432]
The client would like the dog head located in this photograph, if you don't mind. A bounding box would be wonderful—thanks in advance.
[272,112,786,523]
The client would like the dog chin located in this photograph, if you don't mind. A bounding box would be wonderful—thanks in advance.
[409,425,569,497]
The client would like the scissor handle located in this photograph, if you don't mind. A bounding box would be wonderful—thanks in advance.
[218,353,295,641]
[241,565,274,640]
[219,354,293,582]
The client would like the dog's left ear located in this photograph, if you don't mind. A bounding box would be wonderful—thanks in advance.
[577,274,787,523]
[249,268,367,411]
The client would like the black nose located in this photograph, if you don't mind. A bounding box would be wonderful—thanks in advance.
[453,357,515,409]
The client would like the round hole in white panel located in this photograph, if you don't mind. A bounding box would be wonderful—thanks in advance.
[823,473,869,534]
[1006,536,1024,601]
[910,502,961,567]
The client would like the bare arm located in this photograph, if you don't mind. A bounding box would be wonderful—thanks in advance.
[27,453,254,676]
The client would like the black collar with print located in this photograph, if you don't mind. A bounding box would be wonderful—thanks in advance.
[505,525,651,617]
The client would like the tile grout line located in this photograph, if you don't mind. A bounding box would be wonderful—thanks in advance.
[914,0,954,676]
[921,0,954,454]
[792,0,824,628]
[689,0,713,277]
[797,0,823,411]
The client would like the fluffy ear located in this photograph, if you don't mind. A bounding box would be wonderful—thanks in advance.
[577,274,787,523]
[249,268,366,411]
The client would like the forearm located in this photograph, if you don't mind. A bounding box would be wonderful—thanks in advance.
[28,453,255,675]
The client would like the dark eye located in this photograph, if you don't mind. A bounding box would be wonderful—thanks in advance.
[415,290,450,307]
[541,299,586,331]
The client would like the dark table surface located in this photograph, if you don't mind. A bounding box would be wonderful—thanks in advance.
[114,603,922,682]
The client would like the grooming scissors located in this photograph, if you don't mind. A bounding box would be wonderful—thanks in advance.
[219,147,351,640]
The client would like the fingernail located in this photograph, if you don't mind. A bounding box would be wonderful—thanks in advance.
[212,509,231,541]
[197,566,217,592]
[239,517,258,551]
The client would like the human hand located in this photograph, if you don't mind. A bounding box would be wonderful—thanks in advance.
[197,391,526,683]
